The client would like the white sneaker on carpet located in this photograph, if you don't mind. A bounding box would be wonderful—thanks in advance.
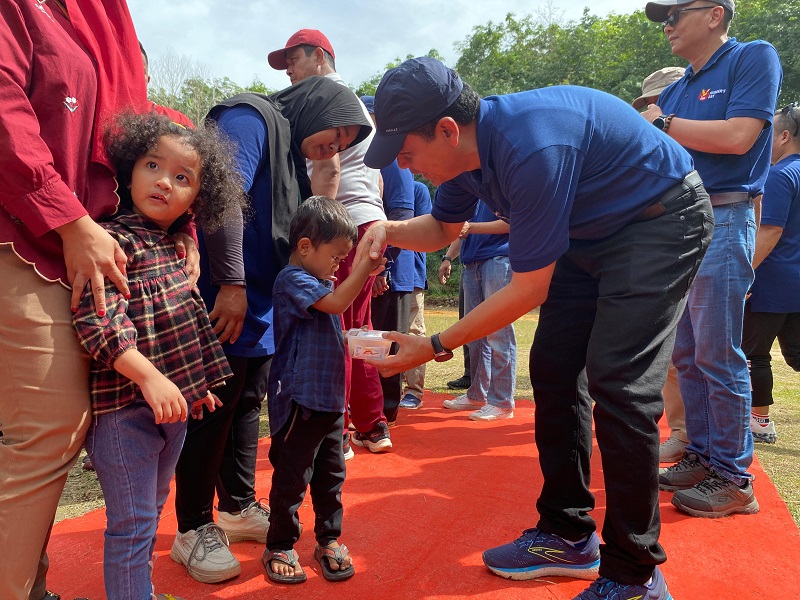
[443,394,485,410]
[469,404,514,421]
[170,523,241,583]
[218,500,270,543]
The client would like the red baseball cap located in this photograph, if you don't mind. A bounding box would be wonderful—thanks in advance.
[268,29,335,70]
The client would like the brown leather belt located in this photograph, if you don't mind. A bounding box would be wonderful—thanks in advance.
[709,192,750,206]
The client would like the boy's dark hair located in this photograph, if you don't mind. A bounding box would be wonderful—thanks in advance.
[409,80,480,141]
[105,112,248,232]
[289,196,357,249]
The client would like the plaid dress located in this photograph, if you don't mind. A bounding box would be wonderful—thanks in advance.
[73,212,232,415]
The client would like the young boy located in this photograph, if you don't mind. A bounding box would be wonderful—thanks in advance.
[263,196,385,583]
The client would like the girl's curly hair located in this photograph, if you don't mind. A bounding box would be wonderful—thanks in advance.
[105,111,248,232]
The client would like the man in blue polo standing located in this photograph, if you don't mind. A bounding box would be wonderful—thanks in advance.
[642,0,782,518]
[360,56,711,600]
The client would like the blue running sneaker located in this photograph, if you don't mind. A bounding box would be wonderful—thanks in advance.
[482,528,600,581]
[399,393,422,409]
[574,566,672,599]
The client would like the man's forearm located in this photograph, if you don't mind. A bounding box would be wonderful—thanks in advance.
[384,214,463,252]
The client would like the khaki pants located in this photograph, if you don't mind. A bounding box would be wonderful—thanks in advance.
[403,287,427,398]
[663,361,688,442]
[0,247,91,599]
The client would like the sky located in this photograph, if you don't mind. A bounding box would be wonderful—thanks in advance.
[130,0,650,92]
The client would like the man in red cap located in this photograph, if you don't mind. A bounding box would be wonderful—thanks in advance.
[268,31,392,454]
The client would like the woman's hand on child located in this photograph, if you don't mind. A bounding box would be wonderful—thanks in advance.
[191,392,223,420]
[173,233,201,286]
[141,374,189,424]
[56,215,130,314]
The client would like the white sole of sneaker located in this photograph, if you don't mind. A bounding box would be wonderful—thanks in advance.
[169,548,241,583]
[469,411,514,421]
[223,530,267,544]
[443,403,484,410]
[352,437,392,452]
[486,561,600,581]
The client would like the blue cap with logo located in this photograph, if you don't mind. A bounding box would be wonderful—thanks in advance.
[364,57,463,169]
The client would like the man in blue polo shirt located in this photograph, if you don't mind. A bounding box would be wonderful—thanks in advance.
[642,0,782,519]
[742,103,800,444]
[360,56,712,600]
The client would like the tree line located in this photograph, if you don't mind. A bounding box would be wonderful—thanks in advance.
[150,1,798,127]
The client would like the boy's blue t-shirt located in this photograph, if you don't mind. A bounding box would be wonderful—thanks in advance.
[197,104,279,357]
[659,38,783,196]
[460,201,509,264]
[750,154,800,313]
[430,86,695,273]
[267,265,346,434]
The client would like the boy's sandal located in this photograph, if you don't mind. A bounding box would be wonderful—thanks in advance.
[314,544,355,582]
[263,549,307,584]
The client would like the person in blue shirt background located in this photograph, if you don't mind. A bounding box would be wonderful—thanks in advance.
[644,0,783,520]
[400,181,433,409]
[742,103,800,444]
[360,56,711,600]
[438,201,517,421]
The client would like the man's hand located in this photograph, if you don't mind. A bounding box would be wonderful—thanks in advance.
[139,373,189,424]
[365,331,434,377]
[641,104,662,123]
[209,284,247,344]
[56,215,129,314]
[173,233,200,286]
[354,222,388,270]
[439,260,452,284]
[191,391,223,420]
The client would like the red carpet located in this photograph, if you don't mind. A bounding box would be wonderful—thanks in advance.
[49,392,800,599]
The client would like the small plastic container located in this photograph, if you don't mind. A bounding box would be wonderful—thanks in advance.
[344,329,392,360]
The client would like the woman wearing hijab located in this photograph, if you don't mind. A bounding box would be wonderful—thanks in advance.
[170,76,373,585]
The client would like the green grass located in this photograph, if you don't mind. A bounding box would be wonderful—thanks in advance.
[423,305,800,528]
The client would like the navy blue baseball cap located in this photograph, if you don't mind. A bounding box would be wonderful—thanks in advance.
[364,57,464,169]
[360,95,375,115]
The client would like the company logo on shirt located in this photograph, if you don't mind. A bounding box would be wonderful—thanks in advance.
[64,97,78,113]
[698,88,727,102]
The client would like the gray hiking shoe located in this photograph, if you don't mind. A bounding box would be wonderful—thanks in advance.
[658,451,708,492]
[672,470,760,518]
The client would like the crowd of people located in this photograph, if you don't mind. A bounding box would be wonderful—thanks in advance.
[0,0,797,599]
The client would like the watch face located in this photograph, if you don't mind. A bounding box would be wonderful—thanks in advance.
[653,116,666,130]
[433,350,454,363]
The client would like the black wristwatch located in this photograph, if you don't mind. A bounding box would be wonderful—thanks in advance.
[652,114,674,133]
[442,256,452,263]
[430,333,454,362]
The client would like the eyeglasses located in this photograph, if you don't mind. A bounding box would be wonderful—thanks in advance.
[662,5,717,29]
[780,103,800,137]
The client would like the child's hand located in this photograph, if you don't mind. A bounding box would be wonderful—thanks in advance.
[140,374,189,424]
[360,239,386,276]
[191,392,223,420]
[369,254,387,277]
